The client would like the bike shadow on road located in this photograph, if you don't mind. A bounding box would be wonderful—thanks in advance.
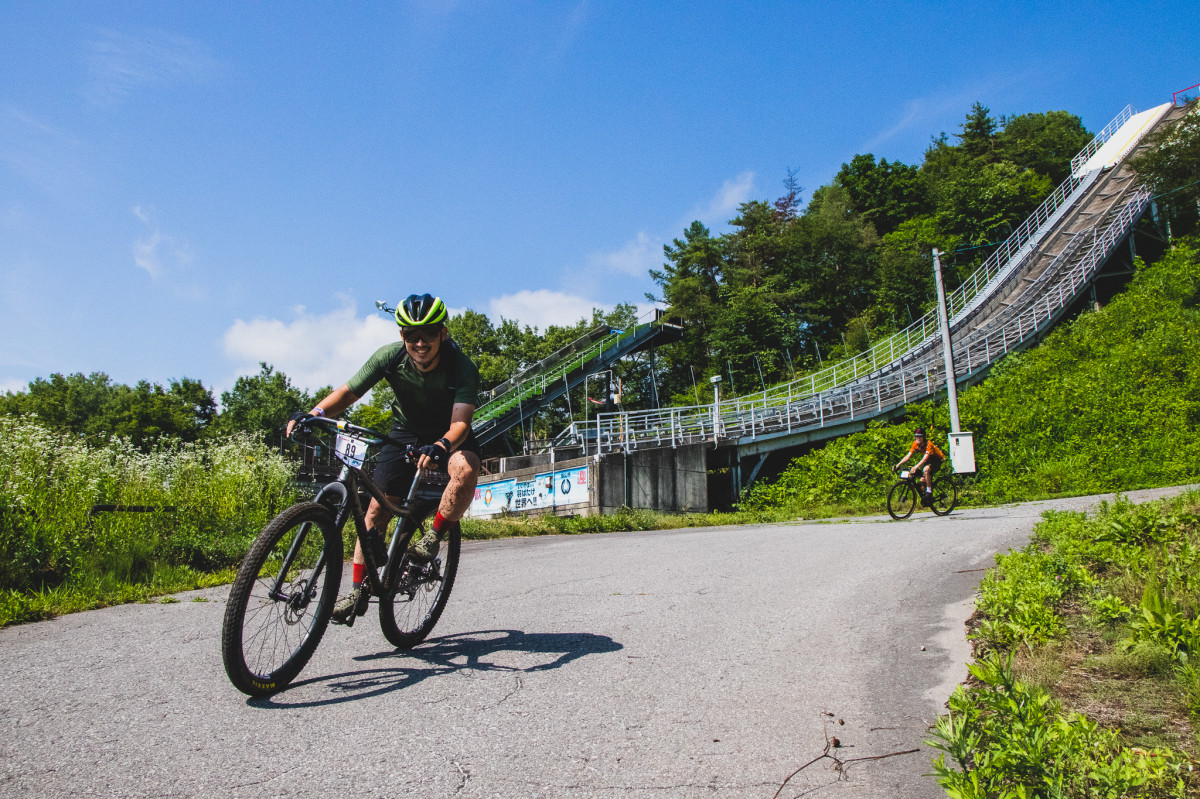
[248,629,622,709]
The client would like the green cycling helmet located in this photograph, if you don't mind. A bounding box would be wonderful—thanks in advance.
[395,293,448,328]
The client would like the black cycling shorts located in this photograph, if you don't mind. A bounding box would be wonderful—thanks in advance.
[371,427,481,497]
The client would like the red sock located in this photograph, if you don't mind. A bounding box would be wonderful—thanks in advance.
[352,562,365,586]
[432,512,448,534]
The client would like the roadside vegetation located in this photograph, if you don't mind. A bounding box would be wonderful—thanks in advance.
[927,493,1200,797]
[0,423,296,626]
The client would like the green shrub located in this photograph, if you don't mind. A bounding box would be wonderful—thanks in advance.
[0,417,298,623]
[929,652,1187,798]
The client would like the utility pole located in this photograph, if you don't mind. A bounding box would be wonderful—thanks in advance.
[933,248,976,473]
[932,248,961,433]
[709,375,722,446]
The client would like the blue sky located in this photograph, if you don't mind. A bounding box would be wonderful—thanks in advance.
[2,1,1197,397]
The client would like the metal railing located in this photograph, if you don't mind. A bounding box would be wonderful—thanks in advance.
[678,136,1107,412]
[472,309,662,426]
[585,185,1152,454]
[1071,104,1134,176]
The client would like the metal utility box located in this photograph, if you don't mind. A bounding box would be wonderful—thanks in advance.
[948,432,976,474]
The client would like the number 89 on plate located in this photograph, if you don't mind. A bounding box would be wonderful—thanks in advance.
[335,433,369,469]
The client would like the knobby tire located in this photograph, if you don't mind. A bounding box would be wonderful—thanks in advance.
[221,502,342,696]
[379,509,460,649]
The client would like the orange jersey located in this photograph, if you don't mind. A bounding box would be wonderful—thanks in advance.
[910,440,945,459]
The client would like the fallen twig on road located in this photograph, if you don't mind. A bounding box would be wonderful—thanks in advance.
[772,718,920,799]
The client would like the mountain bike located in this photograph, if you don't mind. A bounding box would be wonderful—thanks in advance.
[886,467,957,520]
[220,417,460,697]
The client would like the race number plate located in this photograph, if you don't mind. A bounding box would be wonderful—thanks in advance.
[334,432,371,469]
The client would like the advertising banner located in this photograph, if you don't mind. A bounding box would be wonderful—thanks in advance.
[469,465,589,517]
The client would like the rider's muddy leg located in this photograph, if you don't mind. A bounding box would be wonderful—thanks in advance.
[439,450,481,523]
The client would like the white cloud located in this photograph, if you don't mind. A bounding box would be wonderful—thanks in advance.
[575,171,756,290]
[0,107,89,202]
[555,2,589,55]
[131,205,192,280]
[222,302,398,394]
[588,231,660,277]
[863,75,1024,151]
[488,290,608,330]
[689,171,755,228]
[0,377,28,395]
[86,28,219,106]
[133,229,164,278]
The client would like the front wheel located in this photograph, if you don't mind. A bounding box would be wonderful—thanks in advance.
[930,474,958,516]
[887,481,917,520]
[221,502,342,696]
[379,515,461,649]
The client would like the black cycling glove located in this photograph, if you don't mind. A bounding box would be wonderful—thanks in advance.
[417,442,448,469]
[287,411,314,437]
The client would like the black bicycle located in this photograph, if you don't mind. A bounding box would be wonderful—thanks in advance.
[221,417,460,697]
[887,467,957,520]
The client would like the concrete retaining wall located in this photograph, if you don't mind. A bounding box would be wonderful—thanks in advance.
[596,444,708,514]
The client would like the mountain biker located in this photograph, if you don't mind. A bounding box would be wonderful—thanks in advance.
[893,427,944,503]
[286,293,481,624]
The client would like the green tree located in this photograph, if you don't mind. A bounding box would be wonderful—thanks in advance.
[936,161,1053,249]
[996,110,1092,185]
[715,200,803,387]
[1129,103,1200,237]
[449,308,511,388]
[786,185,878,354]
[875,216,960,328]
[958,102,999,162]
[648,220,725,398]
[105,378,217,448]
[835,154,931,236]
[216,363,312,443]
[3,372,114,434]
[0,372,215,446]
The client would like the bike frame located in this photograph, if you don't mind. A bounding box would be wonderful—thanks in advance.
[269,420,443,604]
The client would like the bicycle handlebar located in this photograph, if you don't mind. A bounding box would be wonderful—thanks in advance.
[291,416,447,470]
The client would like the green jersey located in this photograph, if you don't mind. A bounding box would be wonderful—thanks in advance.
[347,340,480,438]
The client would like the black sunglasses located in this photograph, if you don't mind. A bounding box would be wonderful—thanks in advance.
[401,326,441,343]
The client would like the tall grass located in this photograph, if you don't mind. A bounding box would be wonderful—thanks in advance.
[0,417,298,624]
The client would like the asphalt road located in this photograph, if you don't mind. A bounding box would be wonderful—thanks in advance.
[0,487,1188,798]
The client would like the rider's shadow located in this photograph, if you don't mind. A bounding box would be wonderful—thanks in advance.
[250,630,622,709]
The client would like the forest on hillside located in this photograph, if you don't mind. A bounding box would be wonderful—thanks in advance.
[2,100,1197,455]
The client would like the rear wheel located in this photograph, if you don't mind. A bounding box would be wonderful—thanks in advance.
[887,481,917,520]
[221,502,342,696]
[379,511,460,649]
[930,474,958,516]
